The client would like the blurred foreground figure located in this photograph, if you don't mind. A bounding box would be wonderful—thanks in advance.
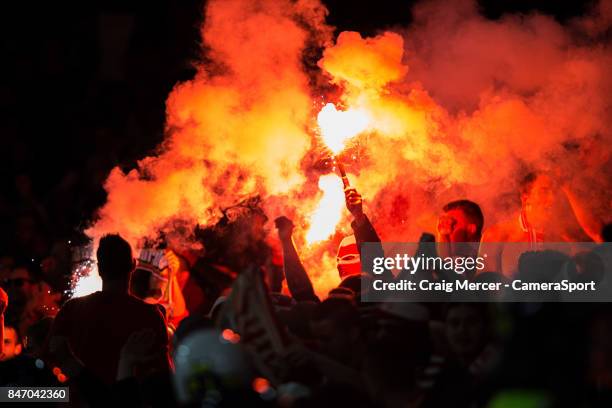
[48,234,170,384]
[173,328,268,407]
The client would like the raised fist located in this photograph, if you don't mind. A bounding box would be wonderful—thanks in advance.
[274,216,295,240]
[344,188,364,219]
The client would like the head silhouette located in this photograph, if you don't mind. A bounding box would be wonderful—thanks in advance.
[96,234,134,283]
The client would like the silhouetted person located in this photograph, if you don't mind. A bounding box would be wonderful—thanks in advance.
[49,234,170,384]
[274,216,319,303]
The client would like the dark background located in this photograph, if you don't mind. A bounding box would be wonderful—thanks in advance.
[0,0,595,250]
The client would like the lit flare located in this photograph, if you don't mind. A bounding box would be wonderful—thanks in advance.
[316,103,370,154]
[305,175,345,244]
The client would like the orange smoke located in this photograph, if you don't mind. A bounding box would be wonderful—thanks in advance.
[85,0,612,297]
[318,31,406,95]
[87,0,330,245]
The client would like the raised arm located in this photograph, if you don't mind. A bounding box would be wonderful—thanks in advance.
[274,216,319,302]
[345,188,391,280]
[345,188,381,244]
[562,184,603,242]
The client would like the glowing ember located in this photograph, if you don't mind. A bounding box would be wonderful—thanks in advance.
[252,377,271,394]
[317,103,370,154]
[221,328,241,344]
[305,175,345,244]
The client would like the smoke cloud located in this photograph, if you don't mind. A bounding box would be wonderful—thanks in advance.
[87,0,612,295]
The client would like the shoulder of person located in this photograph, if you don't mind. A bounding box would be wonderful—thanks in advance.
[58,293,91,311]
[130,296,166,320]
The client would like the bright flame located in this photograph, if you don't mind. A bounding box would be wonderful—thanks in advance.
[317,103,370,154]
[72,271,102,298]
[305,175,345,244]
[305,103,369,245]
[69,261,102,298]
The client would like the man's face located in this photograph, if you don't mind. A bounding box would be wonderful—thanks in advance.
[1,327,22,361]
[4,268,35,304]
[438,209,477,242]
[523,175,555,211]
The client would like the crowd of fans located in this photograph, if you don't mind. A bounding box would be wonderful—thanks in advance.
[0,172,611,407]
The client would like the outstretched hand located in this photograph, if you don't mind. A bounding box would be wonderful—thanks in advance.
[344,188,364,219]
[164,250,181,276]
[274,216,295,240]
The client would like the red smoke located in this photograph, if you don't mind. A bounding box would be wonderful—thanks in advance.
[87,0,612,295]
